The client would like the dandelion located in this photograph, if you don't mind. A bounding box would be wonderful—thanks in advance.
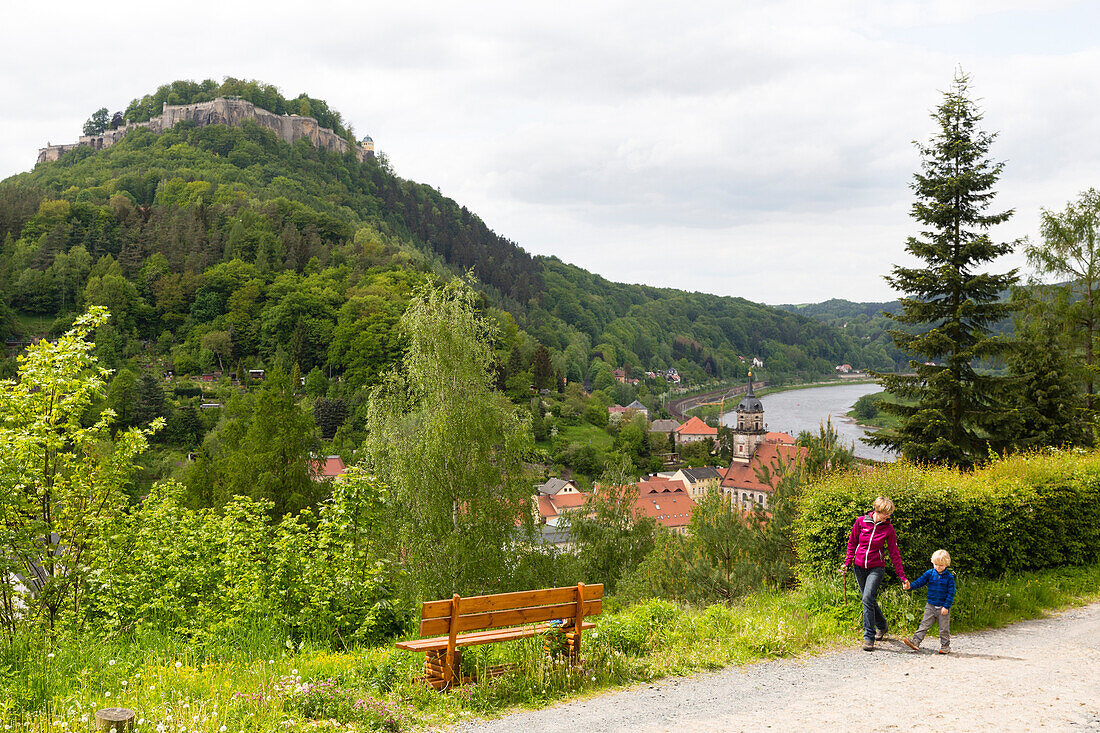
[175,661,183,668]
[108,659,116,666]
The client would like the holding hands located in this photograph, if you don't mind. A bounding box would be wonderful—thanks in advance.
[903,579,911,590]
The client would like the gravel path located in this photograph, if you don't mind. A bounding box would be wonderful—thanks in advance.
[456,602,1100,732]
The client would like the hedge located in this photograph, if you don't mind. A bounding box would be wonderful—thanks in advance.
[795,450,1100,579]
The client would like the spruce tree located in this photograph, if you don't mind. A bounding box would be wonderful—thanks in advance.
[869,73,1018,468]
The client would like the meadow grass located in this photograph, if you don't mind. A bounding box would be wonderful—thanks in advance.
[3,564,1097,732]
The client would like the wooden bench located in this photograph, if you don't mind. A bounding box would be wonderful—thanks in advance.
[395,582,603,690]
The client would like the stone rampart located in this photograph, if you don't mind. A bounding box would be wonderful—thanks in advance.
[37,98,368,164]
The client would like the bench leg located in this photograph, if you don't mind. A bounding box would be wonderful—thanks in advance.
[425,649,462,689]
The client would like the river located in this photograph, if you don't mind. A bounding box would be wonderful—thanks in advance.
[721,382,896,462]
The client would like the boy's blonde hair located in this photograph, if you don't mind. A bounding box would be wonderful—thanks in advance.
[932,549,951,566]
[872,496,895,515]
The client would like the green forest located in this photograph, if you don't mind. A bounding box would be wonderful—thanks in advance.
[0,79,881,494]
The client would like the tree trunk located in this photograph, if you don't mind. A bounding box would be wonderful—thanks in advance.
[95,708,136,732]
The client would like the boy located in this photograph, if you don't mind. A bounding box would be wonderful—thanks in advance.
[903,549,955,654]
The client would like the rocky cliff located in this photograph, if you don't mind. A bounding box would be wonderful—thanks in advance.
[38,98,371,164]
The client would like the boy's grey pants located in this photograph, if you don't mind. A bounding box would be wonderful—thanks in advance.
[911,603,950,649]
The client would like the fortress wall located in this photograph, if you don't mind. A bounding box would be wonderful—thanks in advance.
[37,98,365,164]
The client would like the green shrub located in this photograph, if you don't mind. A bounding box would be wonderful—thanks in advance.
[795,450,1100,578]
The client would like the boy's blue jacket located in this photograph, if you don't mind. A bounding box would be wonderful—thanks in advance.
[909,567,955,608]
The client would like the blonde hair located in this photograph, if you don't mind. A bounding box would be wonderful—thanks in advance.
[932,549,951,566]
[872,496,895,516]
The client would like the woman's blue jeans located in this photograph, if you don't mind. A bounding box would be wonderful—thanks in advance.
[853,565,886,642]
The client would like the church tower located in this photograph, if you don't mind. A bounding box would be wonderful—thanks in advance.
[731,372,765,462]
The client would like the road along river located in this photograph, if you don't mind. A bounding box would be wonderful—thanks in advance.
[721,382,895,462]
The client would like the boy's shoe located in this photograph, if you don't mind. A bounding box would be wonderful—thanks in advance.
[902,637,919,651]
[862,641,875,651]
[938,648,951,654]
[875,628,887,641]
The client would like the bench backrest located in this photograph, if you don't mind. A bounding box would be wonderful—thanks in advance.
[419,583,603,637]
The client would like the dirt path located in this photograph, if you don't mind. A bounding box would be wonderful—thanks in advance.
[456,602,1100,732]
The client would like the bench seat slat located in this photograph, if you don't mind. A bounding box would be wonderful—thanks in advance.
[420,598,601,637]
[396,621,596,652]
[421,585,603,620]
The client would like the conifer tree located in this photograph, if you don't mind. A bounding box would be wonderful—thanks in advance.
[869,73,1018,468]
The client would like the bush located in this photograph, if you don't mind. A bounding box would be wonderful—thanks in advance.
[795,450,1100,579]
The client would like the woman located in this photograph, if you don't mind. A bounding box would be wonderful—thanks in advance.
[841,496,909,651]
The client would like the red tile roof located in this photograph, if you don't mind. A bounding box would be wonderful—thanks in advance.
[765,431,796,445]
[720,443,808,493]
[634,489,695,530]
[309,455,347,481]
[636,476,682,494]
[674,416,717,436]
[536,491,591,521]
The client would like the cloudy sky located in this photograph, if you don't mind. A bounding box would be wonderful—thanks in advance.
[3,1,1098,304]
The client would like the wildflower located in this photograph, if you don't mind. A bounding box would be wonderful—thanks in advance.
[108,659,116,666]
[105,692,111,698]
[47,653,55,659]
[121,680,128,687]
[220,727,227,732]
[175,661,183,668]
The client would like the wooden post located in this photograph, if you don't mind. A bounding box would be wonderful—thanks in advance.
[446,593,461,686]
[572,582,586,663]
[95,708,136,732]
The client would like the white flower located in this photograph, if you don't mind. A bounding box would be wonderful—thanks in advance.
[175,661,183,668]
[108,659,116,666]
[47,653,55,659]
[105,692,111,698]
[149,685,156,691]
[220,727,227,732]
[291,668,298,675]
[121,680,128,687]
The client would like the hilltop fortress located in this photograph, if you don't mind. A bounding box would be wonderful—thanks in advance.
[38,97,375,165]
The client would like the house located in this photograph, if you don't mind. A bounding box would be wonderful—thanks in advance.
[309,455,347,482]
[534,477,580,497]
[765,431,796,445]
[633,481,695,535]
[625,399,648,417]
[752,357,764,368]
[668,466,723,500]
[835,364,853,374]
[612,368,628,383]
[535,490,590,527]
[649,418,681,434]
[674,415,718,444]
[248,369,265,380]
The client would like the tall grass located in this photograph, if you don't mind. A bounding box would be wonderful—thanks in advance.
[4,565,1096,731]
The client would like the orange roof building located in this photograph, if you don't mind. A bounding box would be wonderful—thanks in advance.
[634,484,695,534]
[674,416,718,444]
[309,455,347,482]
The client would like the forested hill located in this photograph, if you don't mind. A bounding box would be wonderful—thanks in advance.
[0,79,877,396]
